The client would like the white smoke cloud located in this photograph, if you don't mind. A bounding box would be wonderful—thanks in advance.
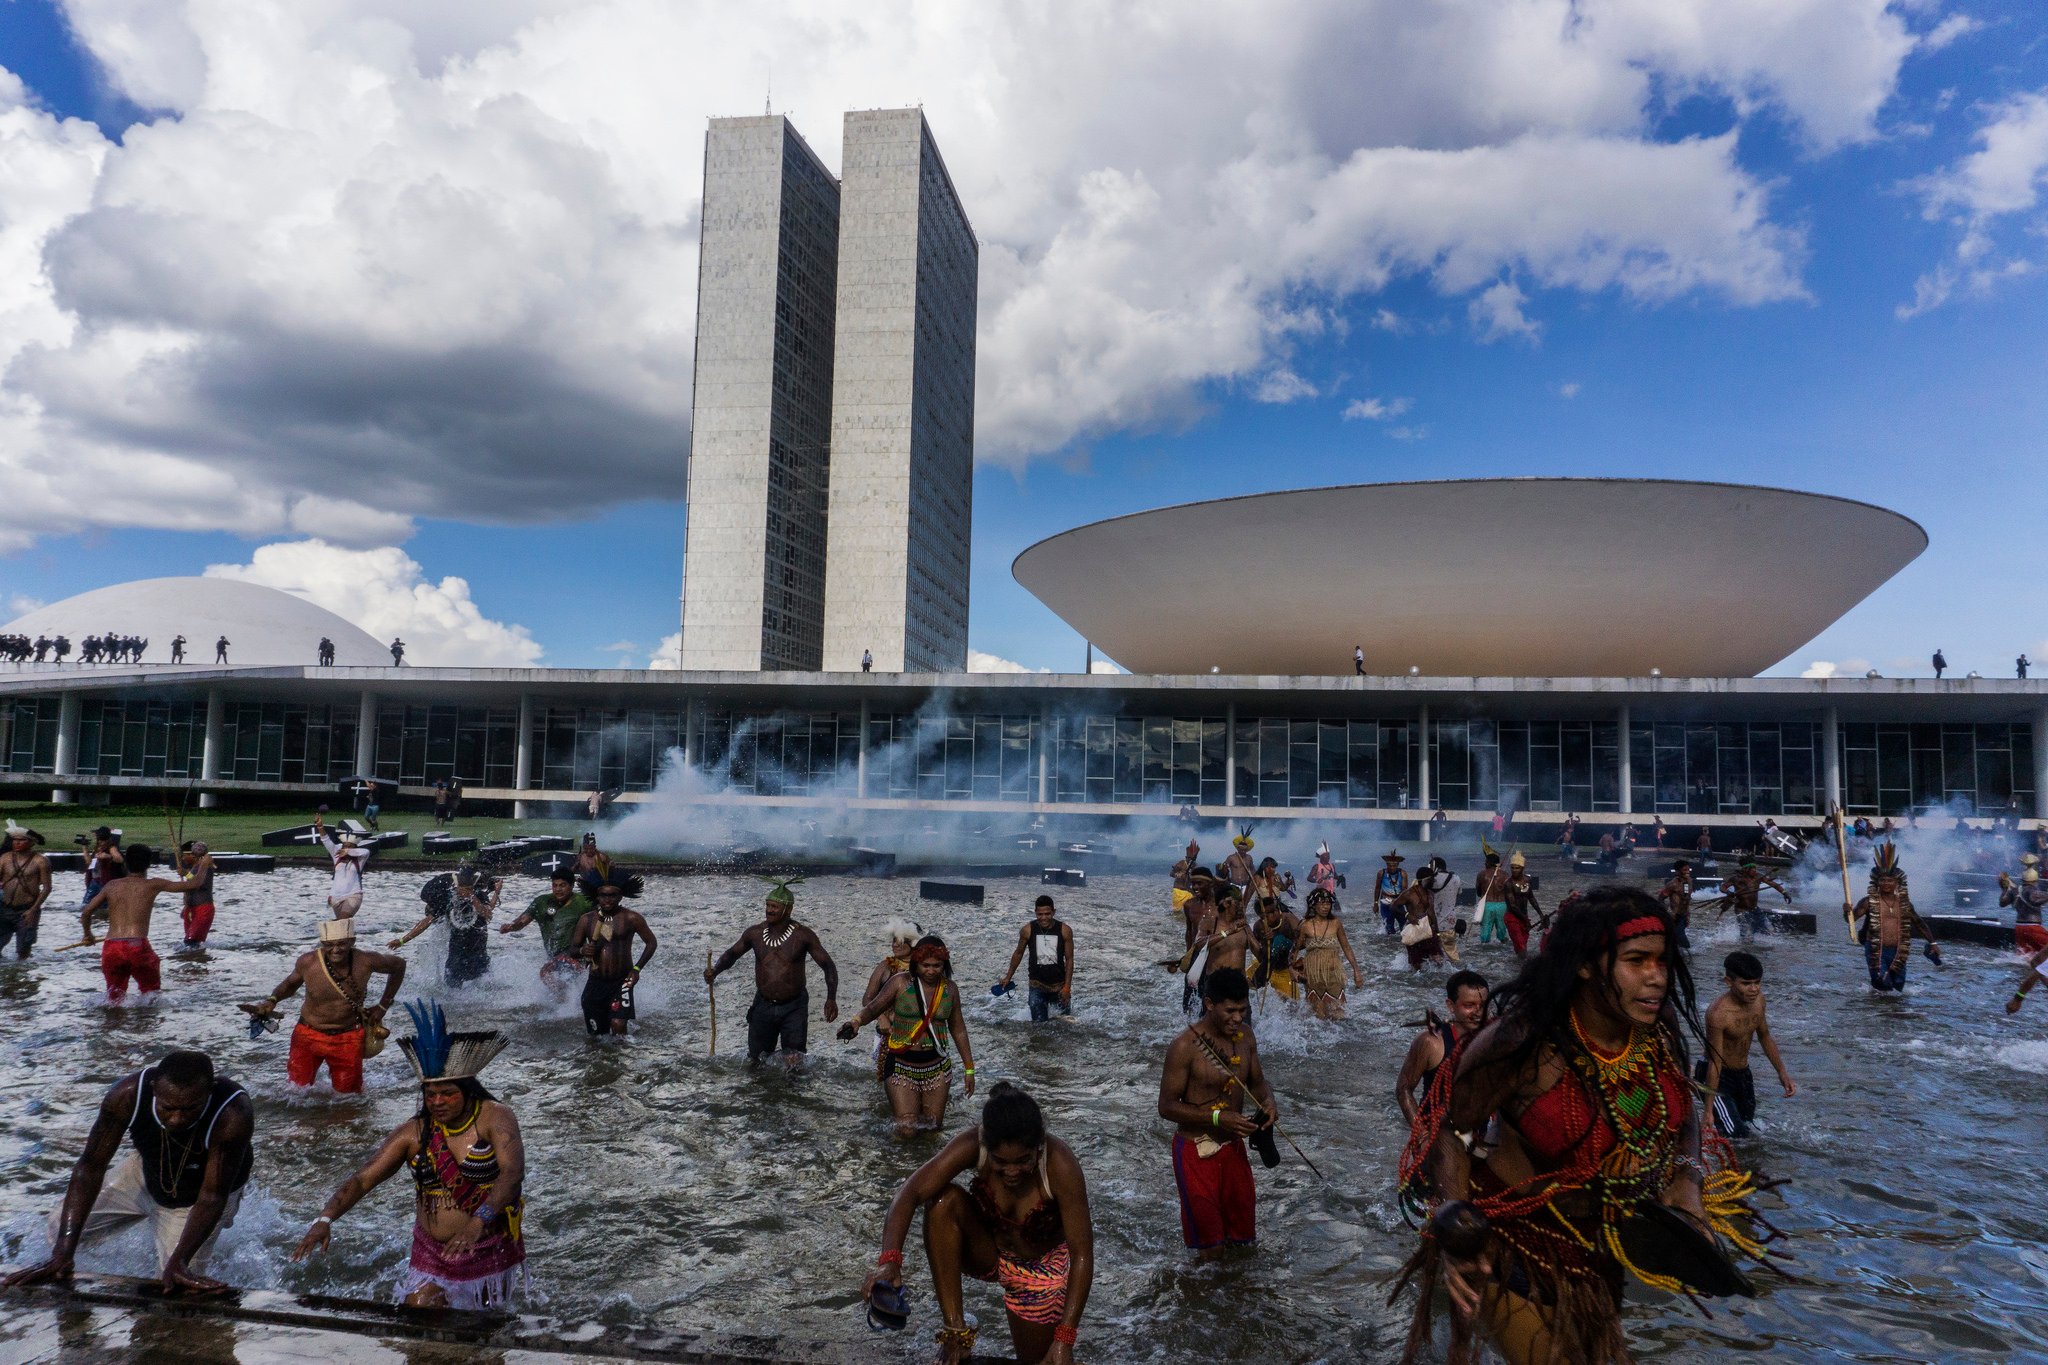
[0,0,1939,546]
[203,539,542,666]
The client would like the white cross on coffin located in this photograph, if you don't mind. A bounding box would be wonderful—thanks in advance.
[539,853,571,874]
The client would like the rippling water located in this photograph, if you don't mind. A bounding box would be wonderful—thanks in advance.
[1,860,2045,1362]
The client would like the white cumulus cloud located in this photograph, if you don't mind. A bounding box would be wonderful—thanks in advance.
[203,539,542,666]
[1902,88,2048,316]
[646,631,682,670]
[0,0,1932,547]
[968,649,1048,674]
[1342,395,1413,421]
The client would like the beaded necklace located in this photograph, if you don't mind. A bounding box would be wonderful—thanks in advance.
[762,923,795,949]
[1568,1009,1665,1136]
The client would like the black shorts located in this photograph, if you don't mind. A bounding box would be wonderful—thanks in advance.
[746,990,809,1060]
[1695,1060,1757,1137]
[582,972,635,1034]
[0,904,35,955]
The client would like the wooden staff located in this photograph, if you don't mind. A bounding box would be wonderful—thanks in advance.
[705,949,717,1055]
[1832,805,1856,941]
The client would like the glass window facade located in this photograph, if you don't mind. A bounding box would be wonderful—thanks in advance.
[1234,718,1412,808]
[1838,722,2033,816]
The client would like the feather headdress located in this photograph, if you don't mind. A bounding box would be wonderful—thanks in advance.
[1871,841,1904,885]
[1232,824,1254,851]
[397,999,508,1083]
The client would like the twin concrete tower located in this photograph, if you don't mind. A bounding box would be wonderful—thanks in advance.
[680,109,977,673]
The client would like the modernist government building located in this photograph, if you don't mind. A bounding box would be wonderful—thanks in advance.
[2,114,2043,831]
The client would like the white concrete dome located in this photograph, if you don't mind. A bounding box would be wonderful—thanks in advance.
[2,577,387,667]
[1012,478,1927,678]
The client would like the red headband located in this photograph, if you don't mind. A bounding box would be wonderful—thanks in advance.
[910,941,950,965]
[1613,915,1665,944]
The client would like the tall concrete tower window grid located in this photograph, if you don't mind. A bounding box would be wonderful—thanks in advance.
[821,109,978,674]
[679,116,840,672]
[682,109,977,674]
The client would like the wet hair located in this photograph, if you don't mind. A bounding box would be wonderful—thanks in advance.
[455,867,479,887]
[1034,894,1055,909]
[1203,966,1251,1004]
[1446,969,1489,1000]
[1480,886,1701,1084]
[157,1051,214,1091]
[1724,951,1763,982]
[550,870,573,884]
[981,1081,1046,1149]
[122,843,155,875]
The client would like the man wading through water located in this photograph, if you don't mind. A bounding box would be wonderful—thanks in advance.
[1158,967,1281,1257]
[998,895,1075,1021]
[81,844,203,1004]
[0,819,51,957]
[244,919,406,1094]
[3,1050,253,1294]
[705,879,839,1069]
[568,881,657,1038]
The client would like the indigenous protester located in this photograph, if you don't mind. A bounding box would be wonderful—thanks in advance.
[1309,841,1339,895]
[1395,887,1778,1365]
[498,871,593,996]
[1298,888,1363,1020]
[1697,952,1796,1139]
[1657,859,1697,951]
[1396,970,1489,1127]
[1170,839,1202,916]
[1719,855,1792,942]
[177,842,217,947]
[571,831,612,897]
[1423,857,1464,963]
[567,881,657,1038]
[392,868,499,987]
[1998,864,2048,954]
[705,879,840,1069]
[244,919,404,1094]
[1398,875,1443,972]
[314,811,372,919]
[2005,939,2048,1013]
[999,895,1076,1021]
[862,919,920,1073]
[1850,844,1942,992]
[81,826,121,911]
[1182,890,1254,1015]
[3,1051,252,1293]
[1473,850,1511,947]
[1375,851,1411,936]
[1254,890,1303,1002]
[1248,856,1294,920]
[294,1003,525,1307]
[840,935,976,1137]
[861,1082,1093,1365]
[0,818,51,957]
[1158,968,1280,1257]
[1220,829,1257,897]
[81,844,203,1003]
[1503,854,1544,959]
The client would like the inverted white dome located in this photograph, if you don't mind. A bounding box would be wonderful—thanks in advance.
[2,577,387,667]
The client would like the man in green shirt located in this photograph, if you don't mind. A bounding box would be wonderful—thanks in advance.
[498,871,593,997]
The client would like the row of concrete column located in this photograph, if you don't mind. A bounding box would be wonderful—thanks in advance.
[33,694,2048,821]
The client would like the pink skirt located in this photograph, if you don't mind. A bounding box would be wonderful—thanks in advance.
[397,1219,527,1309]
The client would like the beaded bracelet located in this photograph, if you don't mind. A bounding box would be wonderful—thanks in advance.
[876,1248,904,1267]
[1052,1323,1079,1345]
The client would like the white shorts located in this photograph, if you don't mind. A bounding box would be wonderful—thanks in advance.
[47,1153,243,1273]
[329,893,364,917]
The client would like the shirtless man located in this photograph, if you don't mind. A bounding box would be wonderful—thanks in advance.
[1396,970,1489,1126]
[1170,840,1201,917]
[705,881,838,1068]
[1720,855,1790,942]
[1852,847,1941,992]
[1185,892,1253,1010]
[1998,866,2048,955]
[178,842,218,947]
[568,882,658,1037]
[1219,834,1256,898]
[570,831,612,897]
[0,820,52,958]
[1695,951,1795,1138]
[81,844,202,1003]
[244,919,406,1093]
[1502,854,1543,959]
[1657,858,1696,951]
[313,812,371,918]
[1157,968,1279,1257]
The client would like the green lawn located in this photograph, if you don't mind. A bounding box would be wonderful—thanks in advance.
[0,801,600,864]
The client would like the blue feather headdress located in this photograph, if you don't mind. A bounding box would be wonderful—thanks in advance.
[396,999,508,1083]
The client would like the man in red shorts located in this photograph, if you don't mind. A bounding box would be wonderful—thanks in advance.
[244,919,405,1094]
[1999,866,2048,955]
[1157,967,1279,1257]
[178,841,218,947]
[80,844,202,1003]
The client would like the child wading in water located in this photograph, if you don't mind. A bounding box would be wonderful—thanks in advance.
[1695,950,1796,1138]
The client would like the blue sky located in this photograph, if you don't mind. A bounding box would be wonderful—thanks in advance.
[0,2,2043,677]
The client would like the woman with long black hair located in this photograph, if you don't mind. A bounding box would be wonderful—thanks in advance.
[1396,886,1778,1365]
